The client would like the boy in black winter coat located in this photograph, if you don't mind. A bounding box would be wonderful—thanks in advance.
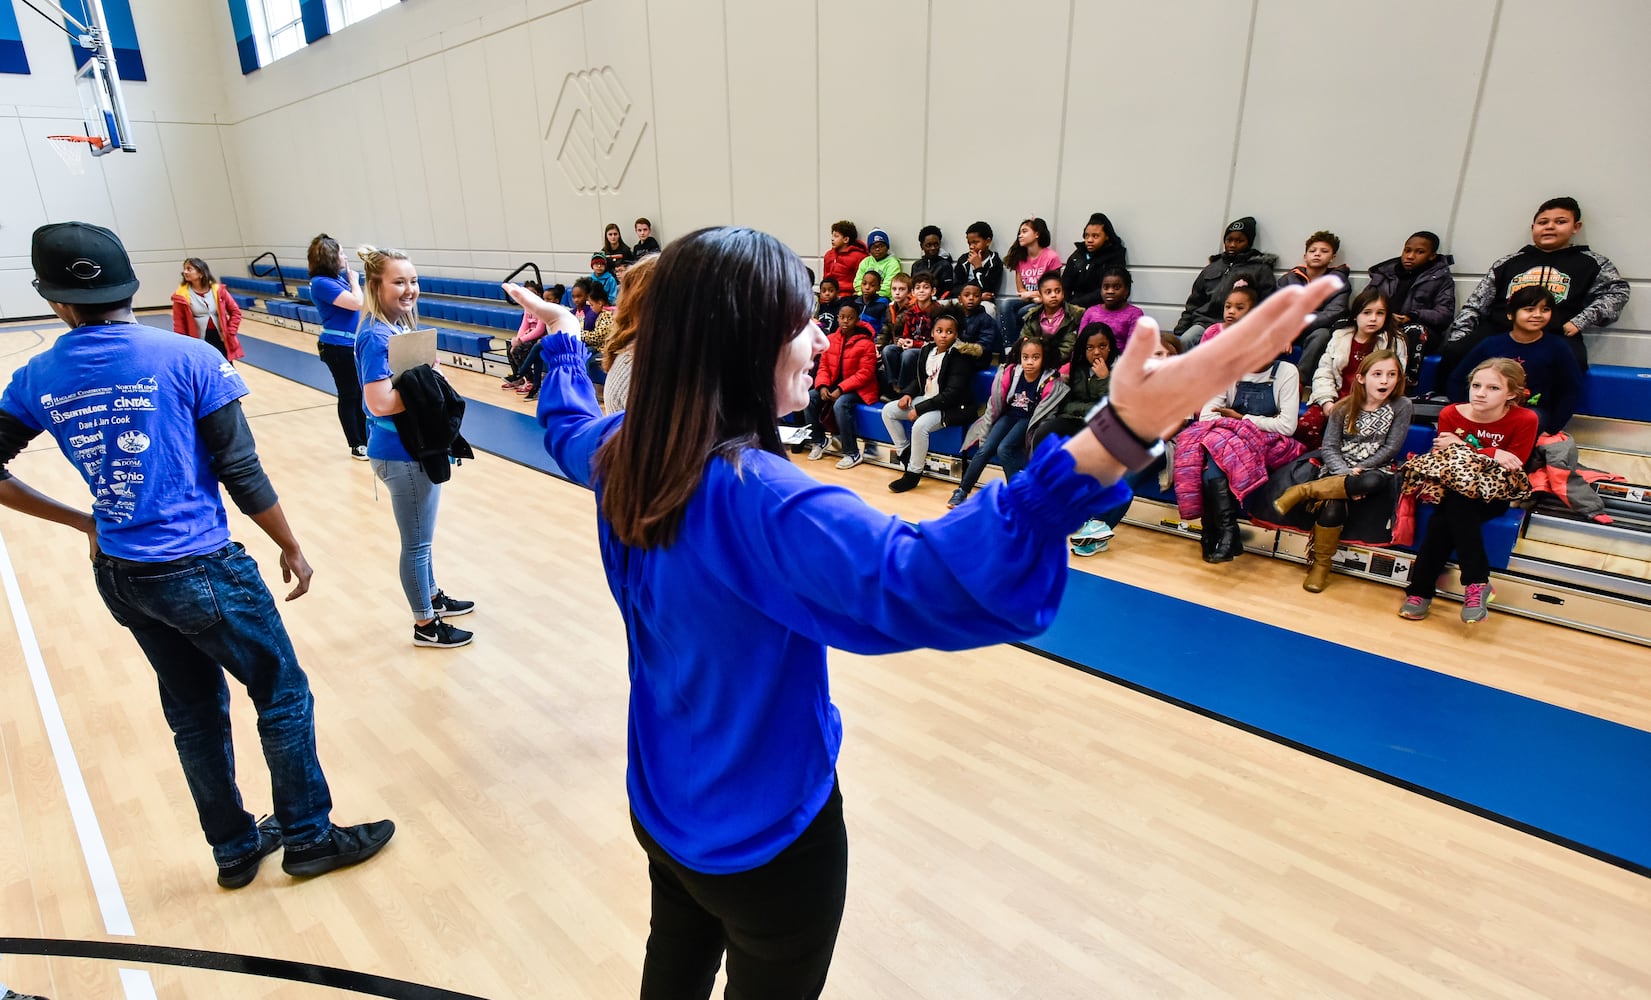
[1366,230,1456,392]
[1175,216,1277,348]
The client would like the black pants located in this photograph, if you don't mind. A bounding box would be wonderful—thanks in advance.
[1406,492,1508,597]
[205,326,229,359]
[633,781,848,1000]
[317,342,368,449]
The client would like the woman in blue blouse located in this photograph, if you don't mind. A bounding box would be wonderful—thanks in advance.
[506,228,1337,999]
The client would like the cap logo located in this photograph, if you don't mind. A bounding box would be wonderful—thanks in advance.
[68,259,103,280]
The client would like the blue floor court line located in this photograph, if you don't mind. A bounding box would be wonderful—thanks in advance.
[235,332,1651,878]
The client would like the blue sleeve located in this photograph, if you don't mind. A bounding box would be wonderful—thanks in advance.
[0,371,43,432]
[310,275,343,308]
[693,438,1129,656]
[187,339,249,419]
[535,331,621,487]
[356,324,392,387]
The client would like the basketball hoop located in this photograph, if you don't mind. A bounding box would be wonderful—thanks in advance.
[48,134,104,176]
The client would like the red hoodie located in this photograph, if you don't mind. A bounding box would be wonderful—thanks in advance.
[170,283,245,361]
[813,321,879,404]
[823,242,869,297]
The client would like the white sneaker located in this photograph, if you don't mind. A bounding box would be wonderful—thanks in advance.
[807,443,826,461]
[835,453,863,470]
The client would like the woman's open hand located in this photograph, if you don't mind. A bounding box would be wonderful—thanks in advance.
[1106,276,1343,441]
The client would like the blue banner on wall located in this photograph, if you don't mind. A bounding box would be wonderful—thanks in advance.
[225,0,257,74]
[299,0,330,45]
[1,0,31,75]
[64,0,145,82]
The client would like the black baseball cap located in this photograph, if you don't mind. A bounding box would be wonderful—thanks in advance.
[31,222,141,305]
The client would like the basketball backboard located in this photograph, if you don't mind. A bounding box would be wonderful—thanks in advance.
[73,54,121,155]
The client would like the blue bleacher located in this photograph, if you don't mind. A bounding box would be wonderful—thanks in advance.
[1419,354,1648,422]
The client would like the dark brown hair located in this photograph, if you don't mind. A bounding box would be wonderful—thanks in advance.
[307,233,343,278]
[595,227,812,549]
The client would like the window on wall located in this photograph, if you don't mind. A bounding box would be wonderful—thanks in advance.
[244,0,400,66]
[247,0,306,64]
[327,0,400,28]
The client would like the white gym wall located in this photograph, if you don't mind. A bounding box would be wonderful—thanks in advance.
[4,0,1649,365]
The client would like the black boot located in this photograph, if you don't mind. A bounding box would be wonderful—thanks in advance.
[1202,478,1242,563]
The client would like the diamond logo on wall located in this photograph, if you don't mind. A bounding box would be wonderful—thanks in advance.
[544,67,647,194]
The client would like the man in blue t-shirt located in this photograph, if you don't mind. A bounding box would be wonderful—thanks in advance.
[0,223,393,889]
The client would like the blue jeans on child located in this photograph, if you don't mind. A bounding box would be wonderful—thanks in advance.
[92,542,335,864]
[881,345,921,394]
[959,415,1030,492]
[372,458,442,620]
[997,297,1036,347]
[804,389,866,457]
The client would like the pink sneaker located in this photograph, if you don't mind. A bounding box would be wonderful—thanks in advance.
[1398,595,1431,620]
[1461,583,1493,624]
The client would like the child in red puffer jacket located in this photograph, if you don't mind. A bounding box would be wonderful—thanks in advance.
[803,301,881,469]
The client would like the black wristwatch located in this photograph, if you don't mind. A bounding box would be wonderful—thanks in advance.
[1084,398,1165,472]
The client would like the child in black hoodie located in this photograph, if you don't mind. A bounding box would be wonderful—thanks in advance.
[1061,212,1128,311]
[1174,216,1277,349]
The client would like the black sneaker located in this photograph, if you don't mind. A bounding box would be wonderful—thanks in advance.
[413,620,474,648]
[217,814,283,889]
[281,819,396,878]
[4,989,51,1000]
[431,590,475,617]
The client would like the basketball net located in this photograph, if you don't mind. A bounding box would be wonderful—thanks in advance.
[47,135,104,176]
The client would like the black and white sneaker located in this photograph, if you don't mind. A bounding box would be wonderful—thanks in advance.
[350,445,369,461]
[413,620,473,648]
[431,590,474,617]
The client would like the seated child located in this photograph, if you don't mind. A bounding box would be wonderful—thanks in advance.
[950,335,1063,508]
[1449,286,1581,435]
[1174,216,1277,348]
[1192,284,1258,346]
[1062,212,1129,310]
[598,223,632,268]
[1400,358,1537,624]
[1278,230,1353,383]
[1174,353,1302,563]
[633,217,661,256]
[1301,287,1407,448]
[1018,271,1084,364]
[882,313,976,494]
[803,301,880,469]
[1255,351,1413,592]
[823,220,869,296]
[1365,230,1455,387]
[1439,196,1629,386]
[952,280,1001,363]
[1068,332,1181,554]
[875,272,913,394]
[854,228,903,297]
[580,281,616,390]
[850,271,890,333]
[587,253,619,301]
[957,221,1004,302]
[910,225,956,298]
[816,277,842,334]
[1078,265,1144,351]
[881,274,938,392]
[501,279,547,388]
[999,218,1063,348]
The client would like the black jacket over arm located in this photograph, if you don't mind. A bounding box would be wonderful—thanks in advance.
[390,365,475,484]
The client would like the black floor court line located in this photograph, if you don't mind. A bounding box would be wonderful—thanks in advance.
[228,330,1651,878]
[0,937,488,998]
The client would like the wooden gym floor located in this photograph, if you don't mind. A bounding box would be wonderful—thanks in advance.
[0,316,1647,998]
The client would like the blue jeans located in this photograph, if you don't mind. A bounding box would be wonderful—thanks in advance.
[804,390,866,456]
[960,414,1029,492]
[92,543,334,863]
[372,458,442,620]
[881,345,920,394]
[997,297,1035,348]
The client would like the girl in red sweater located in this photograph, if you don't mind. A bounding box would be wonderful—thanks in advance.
[1400,357,1537,624]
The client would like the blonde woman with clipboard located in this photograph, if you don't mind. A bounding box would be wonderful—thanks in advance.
[353,245,476,648]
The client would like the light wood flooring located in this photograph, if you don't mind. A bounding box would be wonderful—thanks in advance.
[0,318,1647,998]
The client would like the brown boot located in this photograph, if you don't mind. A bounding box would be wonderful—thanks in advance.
[1275,475,1348,516]
[1303,524,1342,593]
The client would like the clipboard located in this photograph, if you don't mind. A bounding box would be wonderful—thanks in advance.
[387,327,438,378]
